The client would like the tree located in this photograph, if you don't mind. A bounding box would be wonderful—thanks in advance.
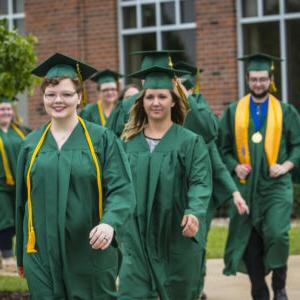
[0,20,38,100]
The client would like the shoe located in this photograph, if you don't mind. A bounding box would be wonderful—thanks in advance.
[2,257,17,273]
[200,292,207,300]
[273,289,288,300]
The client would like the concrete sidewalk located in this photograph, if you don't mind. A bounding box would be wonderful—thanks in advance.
[204,255,300,300]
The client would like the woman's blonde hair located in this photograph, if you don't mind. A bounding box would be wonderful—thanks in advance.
[121,89,187,141]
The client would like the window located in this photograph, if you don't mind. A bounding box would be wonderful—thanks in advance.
[118,0,196,80]
[0,0,25,34]
[237,0,300,112]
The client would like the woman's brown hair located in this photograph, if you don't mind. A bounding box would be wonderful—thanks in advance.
[41,76,83,94]
[121,89,187,141]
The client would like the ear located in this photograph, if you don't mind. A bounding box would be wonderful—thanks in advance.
[171,101,175,107]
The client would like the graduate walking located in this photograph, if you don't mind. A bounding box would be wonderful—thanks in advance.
[118,62,212,300]
[15,53,135,300]
[220,53,300,300]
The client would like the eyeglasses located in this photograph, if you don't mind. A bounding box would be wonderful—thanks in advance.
[248,77,270,84]
[44,91,77,101]
[100,88,117,93]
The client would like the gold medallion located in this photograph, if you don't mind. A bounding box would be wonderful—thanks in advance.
[252,132,263,143]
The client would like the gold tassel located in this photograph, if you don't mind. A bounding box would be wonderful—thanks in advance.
[168,56,189,111]
[193,68,201,94]
[269,62,277,94]
[26,228,37,253]
[76,63,87,107]
[12,102,24,125]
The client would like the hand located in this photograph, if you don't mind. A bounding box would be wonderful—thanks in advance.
[269,161,294,178]
[235,164,251,180]
[232,191,249,215]
[17,266,24,278]
[181,214,199,238]
[89,223,114,250]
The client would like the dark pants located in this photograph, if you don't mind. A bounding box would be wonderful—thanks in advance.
[243,228,287,300]
[0,227,15,258]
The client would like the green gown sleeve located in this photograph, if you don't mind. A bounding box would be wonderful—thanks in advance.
[99,129,136,240]
[284,104,300,166]
[15,144,28,267]
[106,93,141,137]
[184,93,219,143]
[184,135,212,219]
[106,101,124,137]
[209,141,238,207]
[219,104,239,173]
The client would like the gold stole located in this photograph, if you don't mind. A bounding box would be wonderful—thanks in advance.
[235,94,283,183]
[0,124,25,185]
[26,117,103,253]
[97,100,106,126]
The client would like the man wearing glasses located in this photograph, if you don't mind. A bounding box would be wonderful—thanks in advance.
[219,53,300,300]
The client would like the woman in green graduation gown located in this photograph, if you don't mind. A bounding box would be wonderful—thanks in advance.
[0,96,28,272]
[15,53,135,300]
[118,65,212,300]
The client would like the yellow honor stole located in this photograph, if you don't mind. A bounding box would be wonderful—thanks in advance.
[97,100,106,126]
[0,123,25,185]
[235,94,282,183]
[26,116,103,253]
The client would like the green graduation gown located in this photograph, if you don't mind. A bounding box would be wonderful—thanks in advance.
[80,101,106,126]
[16,121,135,299]
[198,141,238,293]
[184,111,237,294]
[119,124,212,300]
[106,93,141,137]
[0,125,26,231]
[184,93,219,144]
[220,100,300,275]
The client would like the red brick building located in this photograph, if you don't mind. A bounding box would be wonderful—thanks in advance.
[1,0,299,128]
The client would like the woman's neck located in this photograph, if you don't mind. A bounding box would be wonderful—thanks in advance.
[0,123,10,133]
[51,113,78,133]
[144,118,173,139]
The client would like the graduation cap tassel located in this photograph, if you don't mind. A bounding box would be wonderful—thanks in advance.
[193,68,201,94]
[76,63,87,107]
[12,101,24,125]
[269,62,277,94]
[168,56,189,111]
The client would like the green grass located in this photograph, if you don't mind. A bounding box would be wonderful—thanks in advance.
[0,224,299,292]
[206,223,300,259]
[0,275,28,292]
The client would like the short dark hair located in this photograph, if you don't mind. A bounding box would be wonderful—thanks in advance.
[41,76,83,94]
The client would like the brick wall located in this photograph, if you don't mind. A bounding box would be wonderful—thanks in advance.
[196,0,238,116]
[25,0,119,128]
[25,0,238,127]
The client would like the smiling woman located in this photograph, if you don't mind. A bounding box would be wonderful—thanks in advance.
[119,63,212,300]
[15,53,135,300]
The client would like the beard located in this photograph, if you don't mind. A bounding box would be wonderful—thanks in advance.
[249,88,269,100]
